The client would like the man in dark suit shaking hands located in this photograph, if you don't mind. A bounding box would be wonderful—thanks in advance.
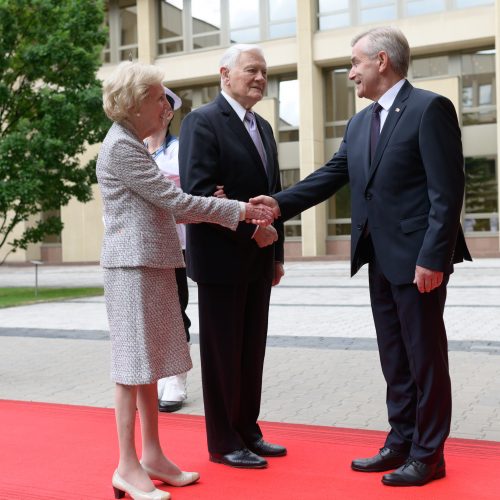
[252,27,471,486]
[179,44,285,469]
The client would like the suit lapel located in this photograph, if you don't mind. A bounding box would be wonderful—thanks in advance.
[255,114,275,187]
[216,95,268,180]
[367,81,412,184]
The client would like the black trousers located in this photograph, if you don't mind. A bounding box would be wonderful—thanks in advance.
[197,276,272,454]
[174,265,190,342]
[366,239,451,464]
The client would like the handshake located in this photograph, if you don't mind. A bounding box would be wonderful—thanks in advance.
[244,195,281,249]
[244,195,280,227]
[213,185,281,248]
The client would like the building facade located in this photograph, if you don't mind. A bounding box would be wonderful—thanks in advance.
[4,0,499,263]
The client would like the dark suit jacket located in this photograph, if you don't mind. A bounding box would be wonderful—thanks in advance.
[275,80,471,285]
[179,93,284,284]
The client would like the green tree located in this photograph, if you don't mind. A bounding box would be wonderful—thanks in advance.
[0,0,109,263]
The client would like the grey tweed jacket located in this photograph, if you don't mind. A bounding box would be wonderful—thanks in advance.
[96,122,241,269]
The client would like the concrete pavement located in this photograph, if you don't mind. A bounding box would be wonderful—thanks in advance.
[0,258,499,442]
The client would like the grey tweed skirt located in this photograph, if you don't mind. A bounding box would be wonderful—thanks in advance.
[103,267,192,385]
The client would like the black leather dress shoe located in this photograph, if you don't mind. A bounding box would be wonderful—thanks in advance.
[158,400,183,413]
[382,457,446,486]
[248,438,287,457]
[209,448,268,469]
[351,447,408,472]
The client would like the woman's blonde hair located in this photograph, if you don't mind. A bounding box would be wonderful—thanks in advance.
[102,61,165,122]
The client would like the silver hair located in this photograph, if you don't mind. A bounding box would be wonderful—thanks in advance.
[352,26,410,78]
[102,61,164,122]
[219,43,264,71]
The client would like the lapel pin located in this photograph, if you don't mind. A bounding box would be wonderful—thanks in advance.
[395,107,400,112]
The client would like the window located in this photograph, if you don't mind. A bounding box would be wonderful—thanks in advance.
[411,55,449,79]
[359,0,396,24]
[324,66,355,237]
[158,0,221,54]
[278,77,299,142]
[158,0,184,55]
[410,49,497,126]
[192,0,221,50]
[464,157,498,233]
[406,0,445,16]
[229,3,260,43]
[461,49,496,125]
[119,0,138,60]
[328,186,351,236]
[269,0,296,39]
[318,0,350,30]
[455,0,493,7]
[324,67,356,139]
[172,84,220,132]
[156,0,296,55]
[479,84,492,105]
[105,0,138,63]
[317,0,493,30]
[280,169,301,237]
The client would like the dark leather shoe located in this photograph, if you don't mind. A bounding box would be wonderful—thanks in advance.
[351,447,408,472]
[248,438,287,457]
[382,457,446,486]
[158,400,183,413]
[209,448,268,469]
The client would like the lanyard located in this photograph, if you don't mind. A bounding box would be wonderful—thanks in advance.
[149,134,177,160]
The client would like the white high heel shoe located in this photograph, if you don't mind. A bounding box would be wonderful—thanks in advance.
[141,463,200,487]
[112,470,171,500]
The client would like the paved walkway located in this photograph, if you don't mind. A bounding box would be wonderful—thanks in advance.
[1,259,499,442]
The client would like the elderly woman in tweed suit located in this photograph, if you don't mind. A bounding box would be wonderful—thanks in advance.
[97,61,273,500]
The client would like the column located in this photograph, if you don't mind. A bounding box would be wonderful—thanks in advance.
[296,0,326,256]
[137,0,156,64]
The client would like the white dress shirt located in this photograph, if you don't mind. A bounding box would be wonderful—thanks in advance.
[377,79,406,131]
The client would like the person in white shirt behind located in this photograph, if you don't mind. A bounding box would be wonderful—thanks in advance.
[145,87,190,413]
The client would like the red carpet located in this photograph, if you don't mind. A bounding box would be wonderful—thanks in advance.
[0,400,499,500]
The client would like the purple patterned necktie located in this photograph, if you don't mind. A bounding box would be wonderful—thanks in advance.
[370,102,383,162]
[244,111,267,172]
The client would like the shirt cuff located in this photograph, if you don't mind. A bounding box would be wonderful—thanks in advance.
[238,201,246,221]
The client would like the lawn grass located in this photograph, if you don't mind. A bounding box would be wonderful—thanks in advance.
[0,287,104,308]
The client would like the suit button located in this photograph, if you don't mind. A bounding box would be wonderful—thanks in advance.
[365,192,372,200]
[356,224,363,230]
